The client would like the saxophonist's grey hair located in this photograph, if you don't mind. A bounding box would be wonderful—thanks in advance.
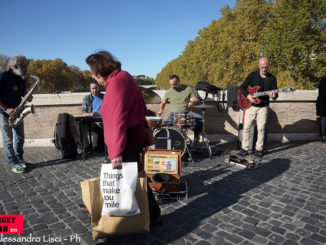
[7,56,27,71]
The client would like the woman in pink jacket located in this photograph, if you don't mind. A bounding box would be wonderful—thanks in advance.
[86,51,161,226]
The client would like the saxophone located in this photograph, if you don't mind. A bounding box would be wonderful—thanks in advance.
[8,75,40,127]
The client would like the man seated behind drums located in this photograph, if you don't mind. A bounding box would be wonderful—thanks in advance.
[157,74,203,143]
[81,80,104,152]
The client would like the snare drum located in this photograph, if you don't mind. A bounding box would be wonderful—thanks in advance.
[174,113,195,128]
[146,116,163,129]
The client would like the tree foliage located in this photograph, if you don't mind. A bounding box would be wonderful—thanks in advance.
[0,56,92,93]
[134,75,155,86]
[0,54,11,72]
[27,58,93,93]
[1,56,155,93]
[156,0,326,89]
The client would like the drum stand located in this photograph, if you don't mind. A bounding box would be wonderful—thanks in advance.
[181,129,195,163]
[194,101,213,159]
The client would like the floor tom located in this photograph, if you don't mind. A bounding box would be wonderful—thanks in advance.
[154,128,186,156]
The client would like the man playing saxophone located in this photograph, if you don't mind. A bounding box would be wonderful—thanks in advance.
[0,56,33,173]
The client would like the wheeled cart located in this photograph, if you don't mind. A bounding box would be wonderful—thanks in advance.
[153,181,188,201]
[144,149,188,201]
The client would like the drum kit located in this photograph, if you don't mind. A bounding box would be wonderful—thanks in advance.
[141,86,213,161]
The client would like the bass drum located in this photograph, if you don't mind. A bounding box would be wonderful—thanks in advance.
[154,128,186,156]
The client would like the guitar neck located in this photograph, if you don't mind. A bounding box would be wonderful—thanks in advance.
[254,89,280,97]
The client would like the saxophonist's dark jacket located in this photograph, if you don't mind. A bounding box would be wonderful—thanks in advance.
[0,70,27,117]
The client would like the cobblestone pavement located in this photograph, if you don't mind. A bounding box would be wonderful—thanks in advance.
[1,140,326,245]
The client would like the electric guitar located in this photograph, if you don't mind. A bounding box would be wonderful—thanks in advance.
[238,86,295,110]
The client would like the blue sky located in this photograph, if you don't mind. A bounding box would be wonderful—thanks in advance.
[1,0,236,78]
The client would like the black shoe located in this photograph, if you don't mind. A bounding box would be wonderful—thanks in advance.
[150,215,162,227]
[321,136,326,143]
[255,150,264,158]
[239,149,248,157]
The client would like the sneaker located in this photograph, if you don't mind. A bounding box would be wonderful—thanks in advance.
[11,164,25,174]
[19,160,30,168]
[239,149,248,157]
[255,150,264,158]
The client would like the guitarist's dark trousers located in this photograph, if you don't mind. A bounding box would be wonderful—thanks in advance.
[242,106,268,152]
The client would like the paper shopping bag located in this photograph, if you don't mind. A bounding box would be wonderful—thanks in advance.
[80,172,150,240]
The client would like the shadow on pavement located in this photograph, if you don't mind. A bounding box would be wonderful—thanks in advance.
[26,154,103,171]
[264,140,316,156]
[101,157,290,244]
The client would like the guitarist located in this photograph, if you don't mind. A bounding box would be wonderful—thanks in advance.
[239,57,278,157]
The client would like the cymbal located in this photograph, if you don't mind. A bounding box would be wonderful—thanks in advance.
[194,104,214,109]
[139,86,161,104]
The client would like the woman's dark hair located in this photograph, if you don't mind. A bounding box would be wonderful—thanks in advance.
[86,51,121,78]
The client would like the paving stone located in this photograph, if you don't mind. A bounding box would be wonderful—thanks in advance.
[309,233,326,243]
[285,232,300,241]
[282,223,297,232]
[300,238,319,245]
[283,240,300,245]
[310,213,324,221]
[202,224,217,233]
[238,230,255,240]
[282,210,296,217]
[196,230,213,240]
[254,212,270,222]
[304,224,319,233]
[252,235,268,244]
[225,233,243,244]
[243,216,259,225]
[1,142,326,244]
[194,241,211,245]
[268,233,285,243]
[68,221,88,233]
[271,226,286,235]
[302,216,319,226]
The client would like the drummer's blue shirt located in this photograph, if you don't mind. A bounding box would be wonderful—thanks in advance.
[92,95,103,116]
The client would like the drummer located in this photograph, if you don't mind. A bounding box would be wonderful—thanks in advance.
[157,75,203,143]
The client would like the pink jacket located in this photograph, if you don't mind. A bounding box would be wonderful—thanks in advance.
[100,68,147,160]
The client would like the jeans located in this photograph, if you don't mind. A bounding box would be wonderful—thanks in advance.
[0,113,25,166]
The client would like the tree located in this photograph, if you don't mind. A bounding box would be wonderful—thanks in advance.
[27,58,92,93]
[156,0,326,90]
[261,0,326,89]
[0,54,11,72]
[0,55,93,93]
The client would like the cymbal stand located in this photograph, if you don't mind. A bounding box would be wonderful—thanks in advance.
[181,127,195,163]
[173,122,195,164]
[196,95,213,159]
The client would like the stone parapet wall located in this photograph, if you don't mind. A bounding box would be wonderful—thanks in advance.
[0,90,320,146]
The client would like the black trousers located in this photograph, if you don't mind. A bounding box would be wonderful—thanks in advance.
[118,145,161,222]
[82,122,104,151]
[321,116,326,137]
